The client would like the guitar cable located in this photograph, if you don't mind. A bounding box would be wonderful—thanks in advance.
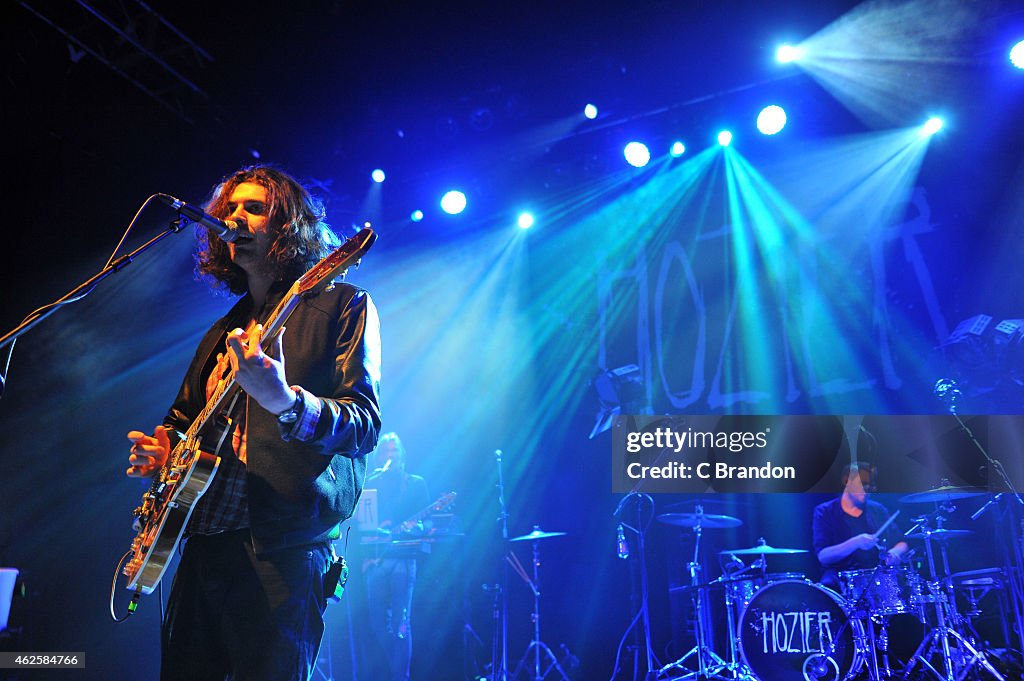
[109,549,141,622]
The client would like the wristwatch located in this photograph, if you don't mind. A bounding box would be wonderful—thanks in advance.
[276,389,303,424]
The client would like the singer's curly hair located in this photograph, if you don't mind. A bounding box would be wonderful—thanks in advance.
[195,165,340,295]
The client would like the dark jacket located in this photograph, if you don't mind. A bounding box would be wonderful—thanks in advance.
[164,281,381,553]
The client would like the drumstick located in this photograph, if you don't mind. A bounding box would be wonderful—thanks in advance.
[871,510,900,539]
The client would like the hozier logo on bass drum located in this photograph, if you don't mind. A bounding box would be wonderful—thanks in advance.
[739,580,863,681]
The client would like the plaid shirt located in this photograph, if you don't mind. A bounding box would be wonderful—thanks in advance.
[187,385,322,536]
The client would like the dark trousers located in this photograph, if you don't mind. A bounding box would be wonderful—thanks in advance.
[364,558,416,681]
[161,529,333,681]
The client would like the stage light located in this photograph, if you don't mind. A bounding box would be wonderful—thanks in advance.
[517,213,535,229]
[623,141,651,168]
[670,141,686,157]
[440,190,467,215]
[920,117,944,137]
[776,44,805,64]
[371,169,386,183]
[1011,40,1024,69]
[584,103,599,119]
[756,105,787,135]
[410,209,424,222]
[717,130,733,147]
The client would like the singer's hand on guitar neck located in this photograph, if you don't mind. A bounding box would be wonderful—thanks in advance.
[126,425,171,478]
[225,323,296,416]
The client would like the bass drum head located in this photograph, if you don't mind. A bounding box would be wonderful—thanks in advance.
[739,580,861,681]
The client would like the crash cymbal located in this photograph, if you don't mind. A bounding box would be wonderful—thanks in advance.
[509,526,567,542]
[721,541,808,556]
[899,486,987,504]
[656,513,743,529]
[905,528,974,541]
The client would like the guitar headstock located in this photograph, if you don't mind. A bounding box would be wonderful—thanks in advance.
[295,228,377,297]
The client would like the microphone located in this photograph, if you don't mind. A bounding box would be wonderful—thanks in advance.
[159,194,252,243]
[616,523,630,560]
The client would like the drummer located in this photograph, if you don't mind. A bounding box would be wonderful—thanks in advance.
[813,462,909,590]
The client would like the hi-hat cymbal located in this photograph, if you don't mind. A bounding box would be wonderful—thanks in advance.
[509,527,567,542]
[899,486,987,504]
[721,543,808,556]
[656,513,743,529]
[905,528,974,541]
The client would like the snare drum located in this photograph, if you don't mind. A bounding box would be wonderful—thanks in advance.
[839,565,919,617]
[739,580,863,681]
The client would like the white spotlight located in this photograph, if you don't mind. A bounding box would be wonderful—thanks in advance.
[623,141,651,168]
[670,141,686,157]
[410,210,424,222]
[517,213,535,230]
[920,117,944,137]
[756,105,787,135]
[717,130,733,147]
[371,169,386,183]
[440,190,467,215]
[776,44,806,64]
[584,103,599,119]
[1011,40,1024,70]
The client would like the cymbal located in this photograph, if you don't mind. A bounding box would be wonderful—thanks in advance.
[905,528,973,541]
[509,527,567,542]
[721,543,808,556]
[656,513,743,529]
[899,486,987,504]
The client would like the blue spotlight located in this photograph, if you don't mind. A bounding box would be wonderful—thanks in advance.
[440,190,467,215]
[517,213,535,230]
[756,105,787,135]
[776,43,805,63]
[717,130,733,147]
[1011,40,1024,69]
[623,141,651,168]
[371,168,386,183]
[410,209,424,222]
[584,103,599,119]
[920,117,944,137]
[670,141,686,157]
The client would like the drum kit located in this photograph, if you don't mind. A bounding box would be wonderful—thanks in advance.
[651,486,1014,681]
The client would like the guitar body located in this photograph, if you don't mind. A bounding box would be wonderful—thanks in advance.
[125,446,220,594]
[122,228,378,597]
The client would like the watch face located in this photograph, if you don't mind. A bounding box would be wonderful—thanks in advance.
[278,411,299,424]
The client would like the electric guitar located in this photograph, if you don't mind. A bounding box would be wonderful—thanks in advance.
[123,228,377,595]
[360,491,458,571]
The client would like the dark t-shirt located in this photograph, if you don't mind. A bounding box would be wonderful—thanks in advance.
[812,497,901,588]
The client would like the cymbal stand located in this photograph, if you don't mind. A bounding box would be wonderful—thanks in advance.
[900,518,1004,681]
[510,538,571,681]
[656,508,730,680]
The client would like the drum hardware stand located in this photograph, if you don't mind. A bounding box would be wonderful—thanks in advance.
[509,537,571,681]
[900,516,1004,681]
[656,508,731,680]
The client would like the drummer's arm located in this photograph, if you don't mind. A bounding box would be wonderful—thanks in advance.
[817,533,881,566]
[885,540,910,565]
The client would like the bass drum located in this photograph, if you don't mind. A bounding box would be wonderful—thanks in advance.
[739,580,863,681]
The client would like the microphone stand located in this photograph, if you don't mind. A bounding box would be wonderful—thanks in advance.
[936,379,1024,654]
[616,493,657,681]
[0,212,186,397]
[493,449,510,681]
